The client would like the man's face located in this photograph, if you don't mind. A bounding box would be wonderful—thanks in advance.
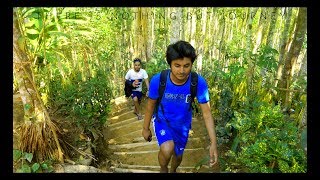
[170,57,192,83]
[133,61,141,72]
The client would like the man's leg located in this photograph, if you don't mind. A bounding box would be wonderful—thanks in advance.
[131,99,135,110]
[158,140,175,173]
[170,153,183,173]
[132,96,140,114]
[169,128,188,173]
[132,91,143,120]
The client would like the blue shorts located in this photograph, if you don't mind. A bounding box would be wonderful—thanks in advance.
[131,91,142,100]
[152,117,189,156]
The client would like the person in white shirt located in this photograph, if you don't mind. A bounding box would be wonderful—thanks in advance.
[125,58,150,120]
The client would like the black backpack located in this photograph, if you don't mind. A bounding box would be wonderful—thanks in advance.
[124,80,136,98]
[154,69,198,119]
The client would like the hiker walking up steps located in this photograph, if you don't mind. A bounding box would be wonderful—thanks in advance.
[125,58,149,120]
[142,40,218,173]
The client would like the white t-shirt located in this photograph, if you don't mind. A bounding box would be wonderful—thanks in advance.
[125,69,148,92]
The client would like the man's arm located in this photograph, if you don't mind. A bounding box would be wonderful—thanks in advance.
[199,102,218,167]
[144,78,150,90]
[142,98,157,141]
[144,78,150,96]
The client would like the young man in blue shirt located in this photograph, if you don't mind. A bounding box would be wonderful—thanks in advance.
[142,40,218,173]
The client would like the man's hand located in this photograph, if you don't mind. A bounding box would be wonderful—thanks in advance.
[142,128,152,142]
[132,82,138,88]
[209,143,218,167]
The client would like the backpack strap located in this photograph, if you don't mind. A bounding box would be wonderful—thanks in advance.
[155,70,198,119]
[155,69,170,120]
[190,71,198,113]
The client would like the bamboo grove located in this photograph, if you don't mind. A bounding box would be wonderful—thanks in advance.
[13,7,307,173]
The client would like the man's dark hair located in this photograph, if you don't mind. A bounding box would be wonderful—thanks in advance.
[166,40,197,66]
[133,58,141,63]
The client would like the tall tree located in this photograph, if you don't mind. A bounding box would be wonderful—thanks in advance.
[169,7,182,44]
[189,8,197,47]
[245,8,259,91]
[13,8,64,162]
[148,7,155,61]
[134,7,147,61]
[253,8,268,53]
[180,8,186,40]
[141,8,149,61]
[275,7,294,88]
[196,7,207,73]
[209,8,218,61]
[218,15,226,63]
[279,7,307,108]
[266,7,280,48]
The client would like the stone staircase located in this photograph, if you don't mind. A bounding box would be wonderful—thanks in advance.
[103,96,220,173]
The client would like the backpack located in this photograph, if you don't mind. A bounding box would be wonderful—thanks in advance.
[124,80,136,98]
[154,69,198,119]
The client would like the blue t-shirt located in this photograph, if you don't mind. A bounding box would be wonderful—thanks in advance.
[149,70,210,129]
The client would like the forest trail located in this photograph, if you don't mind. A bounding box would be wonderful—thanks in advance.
[13,94,220,173]
[103,96,221,173]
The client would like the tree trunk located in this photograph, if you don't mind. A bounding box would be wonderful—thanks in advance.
[196,8,207,73]
[266,7,280,48]
[141,8,149,61]
[190,8,196,47]
[253,8,268,53]
[148,7,155,61]
[13,8,64,163]
[274,7,293,88]
[134,7,146,60]
[279,7,307,109]
[170,7,182,44]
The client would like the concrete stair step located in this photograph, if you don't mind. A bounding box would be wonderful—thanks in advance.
[109,167,158,173]
[104,96,221,173]
[112,148,208,167]
[108,137,207,152]
[111,164,204,172]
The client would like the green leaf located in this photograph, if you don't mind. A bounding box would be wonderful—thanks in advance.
[13,149,22,161]
[34,18,43,30]
[20,164,32,173]
[31,163,40,172]
[24,104,31,111]
[41,163,48,169]
[24,152,33,163]
[29,39,39,48]
[231,136,240,152]
[47,31,71,38]
[21,8,37,18]
[278,159,290,172]
[24,20,36,28]
[26,29,40,35]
